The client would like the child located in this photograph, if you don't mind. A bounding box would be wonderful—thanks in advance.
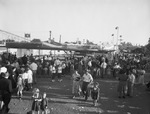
[91,82,100,106]
[31,88,42,114]
[41,92,49,114]
[17,74,24,100]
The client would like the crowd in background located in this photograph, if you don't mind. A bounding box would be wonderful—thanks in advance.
[0,51,150,113]
[0,52,149,83]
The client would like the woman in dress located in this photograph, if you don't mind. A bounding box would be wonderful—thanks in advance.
[138,66,145,85]
[72,70,81,98]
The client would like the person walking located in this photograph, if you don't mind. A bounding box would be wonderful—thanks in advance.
[41,92,49,114]
[30,60,38,84]
[57,64,62,82]
[127,69,135,97]
[51,65,56,82]
[27,67,33,90]
[138,66,145,85]
[81,69,93,101]
[72,70,81,98]
[16,74,24,100]
[100,60,107,78]
[91,82,100,106]
[0,67,12,113]
[117,69,128,98]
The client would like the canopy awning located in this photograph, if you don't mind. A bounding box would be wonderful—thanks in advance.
[6,42,115,53]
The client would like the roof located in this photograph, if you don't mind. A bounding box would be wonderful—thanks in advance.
[6,42,115,53]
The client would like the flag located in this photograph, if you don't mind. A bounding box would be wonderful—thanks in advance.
[115,26,119,29]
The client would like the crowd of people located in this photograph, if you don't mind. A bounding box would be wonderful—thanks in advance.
[0,51,149,113]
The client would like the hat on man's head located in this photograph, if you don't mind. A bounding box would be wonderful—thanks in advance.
[0,67,7,74]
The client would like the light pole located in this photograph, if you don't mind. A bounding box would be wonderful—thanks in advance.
[112,34,114,50]
[118,35,123,51]
[102,43,104,50]
[49,31,51,42]
[119,35,123,45]
[115,26,119,51]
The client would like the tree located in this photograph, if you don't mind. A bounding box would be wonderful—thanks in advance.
[119,41,139,52]
[131,38,150,55]
[6,39,15,42]
[31,39,41,43]
[148,38,150,44]
[144,38,150,55]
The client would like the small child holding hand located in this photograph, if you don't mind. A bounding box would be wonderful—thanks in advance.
[41,92,49,114]
[91,82,100,106]
[31,88,42,114]
[17,74,24,100]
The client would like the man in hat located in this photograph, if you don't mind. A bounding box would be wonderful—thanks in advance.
[30,60,38,84]
[0,67,12,113]
[81,69,93,101]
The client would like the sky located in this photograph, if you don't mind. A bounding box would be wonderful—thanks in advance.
[0,0,150,46]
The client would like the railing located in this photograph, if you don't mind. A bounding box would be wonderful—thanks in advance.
[0,29,31,43]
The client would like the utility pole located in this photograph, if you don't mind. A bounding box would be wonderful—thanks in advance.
[59,35,61,43]
[49,31,51,42]
[115,26,119,52]
[112,34,114,50]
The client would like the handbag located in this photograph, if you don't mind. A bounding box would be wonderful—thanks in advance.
[88,82,94,89]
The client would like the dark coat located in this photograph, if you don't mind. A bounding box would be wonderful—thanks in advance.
[0,77,12,108]
[0,77,12,94]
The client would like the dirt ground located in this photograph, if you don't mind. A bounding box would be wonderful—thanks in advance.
[7,74,150,114]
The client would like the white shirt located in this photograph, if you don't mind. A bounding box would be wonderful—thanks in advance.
[72,72,81,81]
[114,65,121,69]
[27,69,33,83]
[17,76,23,85]
[52,66,56,73]
[101,62,107,69]
[49,65,53,72]
[128,74,135,84]
[58,66,62,73]
[30,62,38,71]
[54,59,61,66]
[88,61,92,67]
[82,73,93,83]
[22,72,28,80]
[62,63,66,69]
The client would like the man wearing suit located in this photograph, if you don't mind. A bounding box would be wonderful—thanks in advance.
[0,67,12,113]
